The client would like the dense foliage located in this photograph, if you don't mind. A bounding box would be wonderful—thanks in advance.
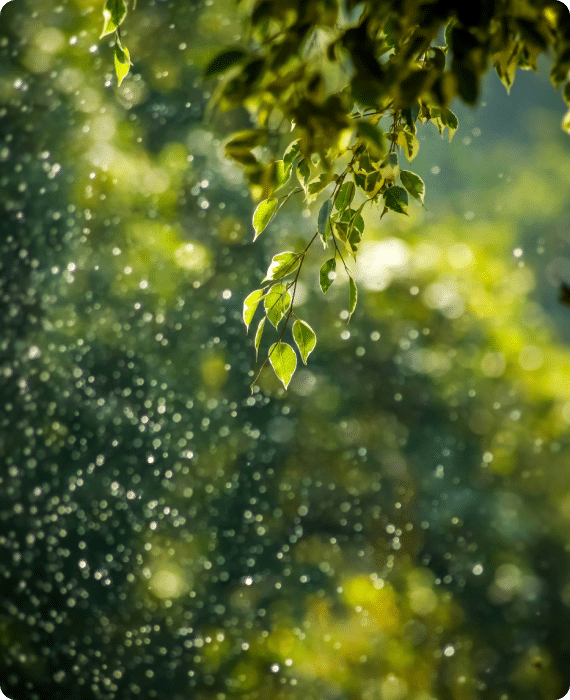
[103,0,570,387]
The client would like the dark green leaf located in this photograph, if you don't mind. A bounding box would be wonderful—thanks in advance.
[204,49,247,78]
[320,258,336,293]
[383,185,409,215]
[335,181,355,212]
[399,170,425,205]
[268,342,297,389]
[318,199,332,243]
[292,320,316,364]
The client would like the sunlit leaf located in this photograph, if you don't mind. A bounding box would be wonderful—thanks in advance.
[296,159,311,191]
[292,319,316,364]
[274,160,291,189]
[348,275,357,321]
[114,41,131,87]
[383,185,408,215]
[320,258,336,293]
[334,181,355,212]
[204,49,247,78]
[308,173,333,197]
[283,139,300,168]
[252,198,278,240]
[399,170,425,205]
[268,342,297,389]
[101,0,127,38]
[263,252,300,282]
[396,130,419,161]
[265,283,291,327]
[243,289,264,331]
[254,316,265,359]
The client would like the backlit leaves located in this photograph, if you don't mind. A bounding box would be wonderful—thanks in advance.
[263,252,300,282]
[243,289,264,331]
[396,130,419,161]
[292,320,316,364]
[101,0,127,38]
[253,199,278,240]
[265,284,291,327]
[320,258,336,293]
[269,342,297,389]
[114,40,131,87]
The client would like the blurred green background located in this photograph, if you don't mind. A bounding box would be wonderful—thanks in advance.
[2,1,570,699]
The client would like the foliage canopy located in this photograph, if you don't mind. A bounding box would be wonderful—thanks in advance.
[103,0,570,389]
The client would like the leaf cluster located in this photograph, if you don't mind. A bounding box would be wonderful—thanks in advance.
[102,0,570,387]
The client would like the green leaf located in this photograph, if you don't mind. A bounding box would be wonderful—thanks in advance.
[283,139,300,168]
[292,320,316,364]
[252,198,278,240]
[243,289,264,331]
[308,173,333,197]
[441,108,458,142]
[265,283,291,328]
[357,121,385,156]
[399,170,425,205]
[320,258,336,293]
[274,160,291,189]
[317,199,332,244]
[383,185,408,215]
[348,275,357,321]
[114,41,131,87]
[396,130,419,162]
[268,342,297,389]
[254,316,265,360]
[296,159,311,190]
[101,0,127,38]
[263,252,300,282]
[334,181,355,212]
[204,49,247,78]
